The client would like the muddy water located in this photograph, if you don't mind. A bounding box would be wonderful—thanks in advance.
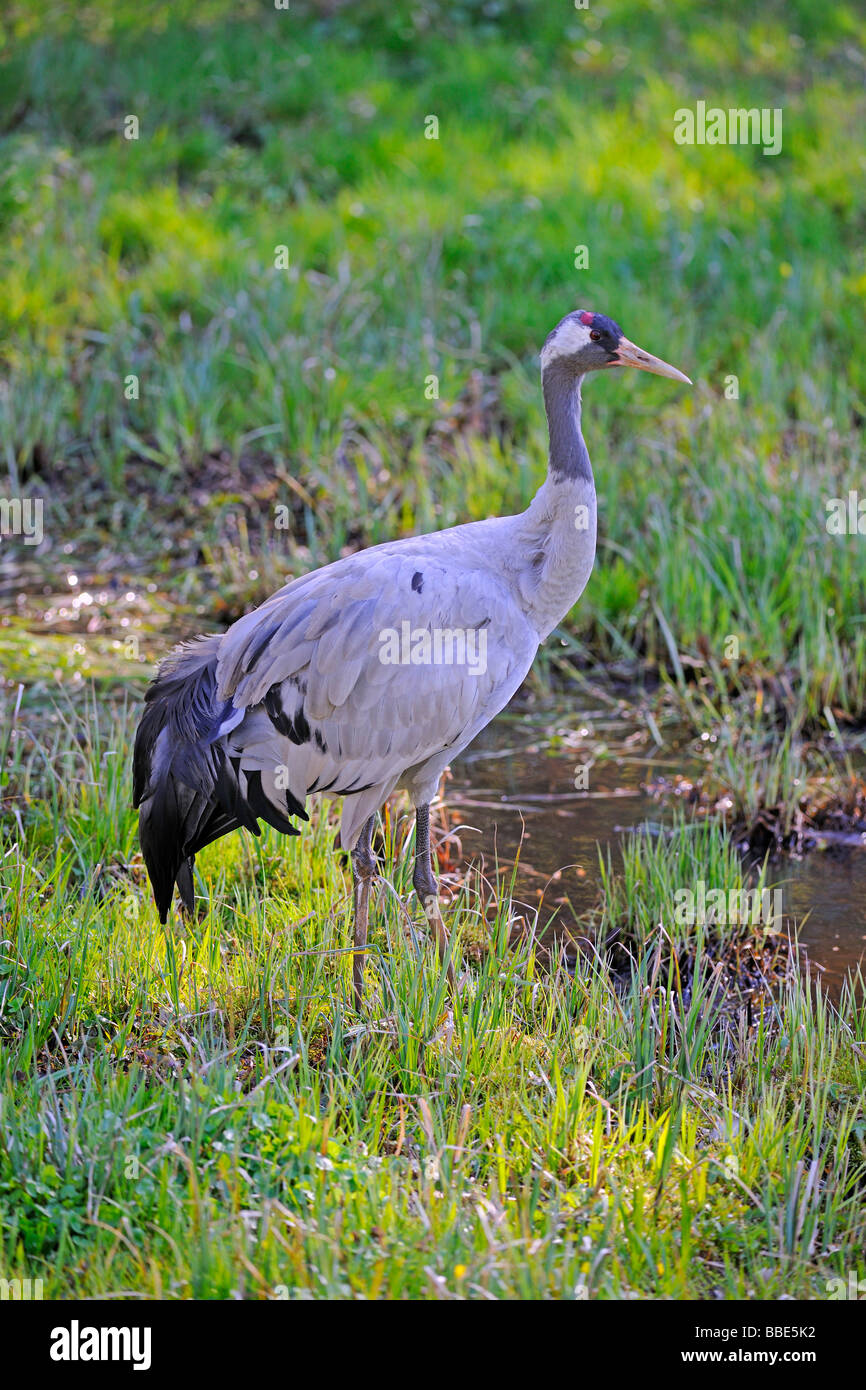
[4,559,865,996]
[447,708,866,999]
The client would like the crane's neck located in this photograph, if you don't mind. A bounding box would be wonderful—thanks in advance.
[508,366,598,639]
[542,362,593,484]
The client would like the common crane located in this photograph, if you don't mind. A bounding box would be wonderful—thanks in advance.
[133,310,690,1002]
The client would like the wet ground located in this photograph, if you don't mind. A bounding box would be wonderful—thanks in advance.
[0,559,212,685]
[3,559,865,998]
[447,708,866,999]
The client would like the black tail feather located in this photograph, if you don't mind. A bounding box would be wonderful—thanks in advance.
[214,753,260,836]
[175,857,196,914]
[133,635,302,923]
[246,769,301,837]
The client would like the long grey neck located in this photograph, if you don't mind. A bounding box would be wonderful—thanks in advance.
[542,364,592,482]
[502,365,597,639]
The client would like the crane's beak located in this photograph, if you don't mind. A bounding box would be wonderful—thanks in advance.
[610,337,692,384]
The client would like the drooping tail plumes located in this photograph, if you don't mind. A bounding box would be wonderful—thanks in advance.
[132,634,266,923]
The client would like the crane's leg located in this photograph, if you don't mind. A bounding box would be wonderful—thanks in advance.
[413,804,456,989]
[351,815,377,1007]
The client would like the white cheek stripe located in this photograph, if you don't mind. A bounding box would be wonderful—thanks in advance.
[540,319,592,369]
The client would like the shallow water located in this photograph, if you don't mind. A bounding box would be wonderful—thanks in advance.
[448,707,866,999]
[4,561,865,997]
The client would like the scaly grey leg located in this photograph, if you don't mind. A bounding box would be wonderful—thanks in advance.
[350,815,377,1006]
[413,804,456,988]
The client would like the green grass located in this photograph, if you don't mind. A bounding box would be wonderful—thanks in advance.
[2,0,866,727]
[1,696,864,1298]
[597,815,782,952]
[1,1,865,1300]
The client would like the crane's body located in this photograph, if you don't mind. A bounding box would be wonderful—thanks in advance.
[133,310,689,1001]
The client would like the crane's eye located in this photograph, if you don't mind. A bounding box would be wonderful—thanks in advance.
[589,330,601,341]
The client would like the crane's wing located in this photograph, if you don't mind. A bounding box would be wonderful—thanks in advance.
[214,543,538,846]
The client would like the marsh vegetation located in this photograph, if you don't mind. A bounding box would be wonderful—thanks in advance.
[1,0,864,1299]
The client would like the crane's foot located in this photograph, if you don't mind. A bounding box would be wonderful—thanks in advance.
[420,894,457,991]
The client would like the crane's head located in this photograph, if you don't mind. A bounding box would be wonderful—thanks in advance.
[541,310,691,384]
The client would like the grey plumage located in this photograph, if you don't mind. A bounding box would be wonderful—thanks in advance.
[133,310,689,998]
